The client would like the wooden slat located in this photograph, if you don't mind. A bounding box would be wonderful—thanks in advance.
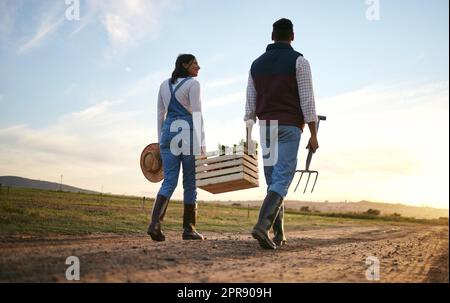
[195,159,242,173]
[195,153,258,166]
[243,159,258,174]
[196,166,243,180]
[198,179,258,194]
[195,158,259,173]
[194,151,260,194]
[199,181,256,194]
[197,173,259,194]
[196,172,243,187]
[195,151,258,160]
[195,154,241,166]
[243,166,259,179]
[196,159,258,174]
[196,171,258,188]
[196,165,258,180]
[243,154,258,166]
[242,172,259,186]
[196,154,257,169]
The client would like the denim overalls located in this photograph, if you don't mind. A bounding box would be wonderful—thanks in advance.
[158,78,197,204]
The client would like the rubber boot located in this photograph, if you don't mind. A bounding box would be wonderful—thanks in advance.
[272,202,287,246]
[251,191,283,249]
[147,194,169,241]
[182,203,205,240]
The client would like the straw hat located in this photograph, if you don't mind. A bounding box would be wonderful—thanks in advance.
[140,143,164,183]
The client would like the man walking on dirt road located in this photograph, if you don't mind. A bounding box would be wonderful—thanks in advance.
[245,18,319,249]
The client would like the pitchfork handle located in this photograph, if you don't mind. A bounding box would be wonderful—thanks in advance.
[305,115,326,170]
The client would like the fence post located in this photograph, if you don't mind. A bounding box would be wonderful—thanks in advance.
[247,204,250,219]
[142,197,145,212]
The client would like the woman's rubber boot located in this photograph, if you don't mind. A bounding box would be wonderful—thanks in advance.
[182,203,205,240]
[147,194,170,241]
[251,191,283,249]
[272,202,287,247]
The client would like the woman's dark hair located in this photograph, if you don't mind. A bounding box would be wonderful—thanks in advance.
[272,18,293,41]
[171,54,196,84]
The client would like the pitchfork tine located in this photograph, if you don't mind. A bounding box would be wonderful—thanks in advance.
[310,172,319,193]
[294,171,304,192]
[293,115,326,195]
[303,173,312,194]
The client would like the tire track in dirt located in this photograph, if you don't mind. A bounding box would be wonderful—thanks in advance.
[0,225,447,282]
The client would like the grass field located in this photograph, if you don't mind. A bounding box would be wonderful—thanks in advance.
[1,187,448,283]
[0,187,447,236]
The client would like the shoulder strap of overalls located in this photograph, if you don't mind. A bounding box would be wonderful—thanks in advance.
[169,77,192,96]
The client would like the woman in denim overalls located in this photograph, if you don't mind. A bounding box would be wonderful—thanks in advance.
[147,54,205,242]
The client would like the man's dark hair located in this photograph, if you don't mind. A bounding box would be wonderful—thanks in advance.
[272,18,293,41]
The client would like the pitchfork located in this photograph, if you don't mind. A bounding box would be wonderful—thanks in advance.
[294,115,327,194]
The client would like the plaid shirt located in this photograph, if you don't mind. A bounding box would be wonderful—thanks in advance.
[244,56,318,124]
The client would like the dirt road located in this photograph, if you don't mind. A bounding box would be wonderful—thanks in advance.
[0,225,448,282]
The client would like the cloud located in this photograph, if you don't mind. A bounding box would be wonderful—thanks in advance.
[88,0,180,54]
[0,1,67,54]
[0,79,448,207]
[12,1,69,54]
[0,0,20,48]
[310,80,449,207]
[198,80,449,207]
[1,0,181,55]
[0,69,168,195]
[68,99,122,120]
[18,17,65,54]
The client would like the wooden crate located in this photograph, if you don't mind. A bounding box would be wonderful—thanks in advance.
[195,153,259,194]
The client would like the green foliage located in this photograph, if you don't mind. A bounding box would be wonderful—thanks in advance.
[365,208,381,216]
[217,138,259,156]
[300,206,311,212]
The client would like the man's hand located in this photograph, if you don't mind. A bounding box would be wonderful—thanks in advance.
[306,136,319,153]
[306,121,319,153]
[246,119,255,129]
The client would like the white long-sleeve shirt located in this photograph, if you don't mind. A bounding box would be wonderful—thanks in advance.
[157,77,206,149]
[244,56,318,124]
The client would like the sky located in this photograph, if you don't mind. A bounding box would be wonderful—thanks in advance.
[0,0,448,209]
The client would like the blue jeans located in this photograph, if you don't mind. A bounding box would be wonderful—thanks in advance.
[158,116,197,204]
[260,125,301,198]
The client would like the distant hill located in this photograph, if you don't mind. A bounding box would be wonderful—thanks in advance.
[0,176,99,194]
[214,199,449,220]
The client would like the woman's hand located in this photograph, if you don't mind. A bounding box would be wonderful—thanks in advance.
[197,146,207,160]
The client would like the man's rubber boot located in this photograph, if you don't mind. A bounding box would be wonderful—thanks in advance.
[272,202,287,247]
[147,194,170,241]
[251,191,283,249]
[182,203,205,240]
